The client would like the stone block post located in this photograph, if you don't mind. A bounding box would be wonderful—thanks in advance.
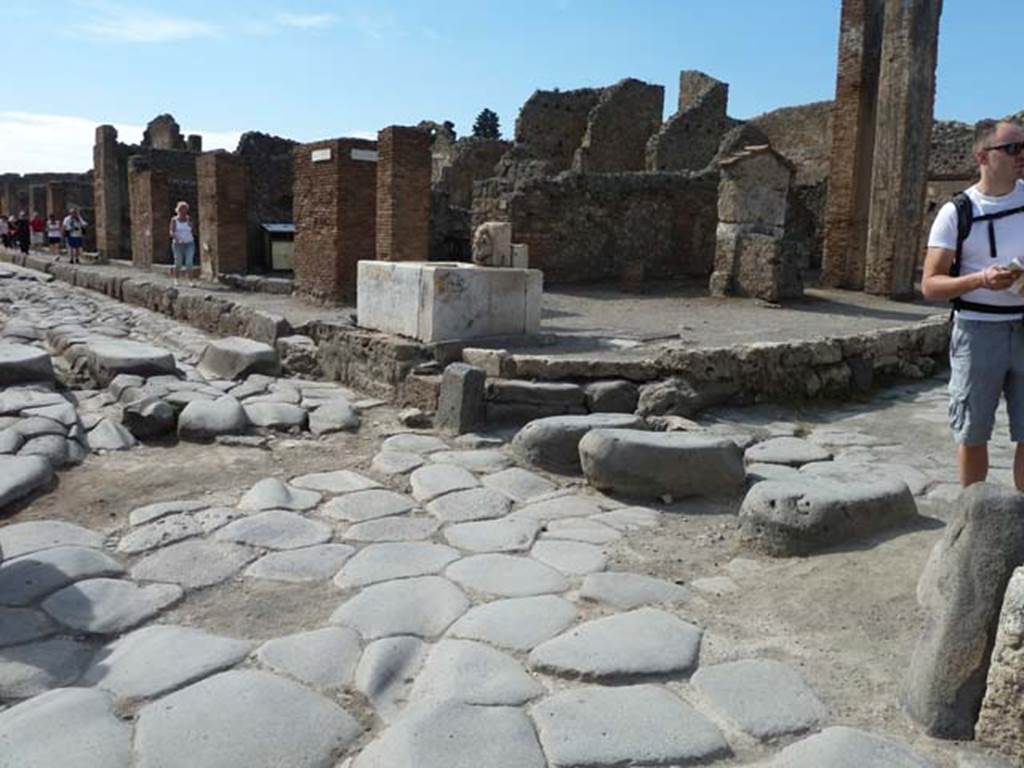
[376,126,431,262]
[94,124,125,262]
[128,160,171,269]
[197,151,248,279]
[46,182,66,221]
[28,185,47,218]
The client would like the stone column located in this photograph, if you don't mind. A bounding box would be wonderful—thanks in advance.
[46,182,66,221]
[128,160,170,270]
[28,185,47,218]
[863,0,943,297]
[94,125,124,262]
[821,0,885,289]
[197,151,248,279]
[292,138,378,303]
[376,126,431,262]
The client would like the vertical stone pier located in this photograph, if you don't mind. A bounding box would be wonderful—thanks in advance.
[376,126,431,262]
[197,151,248,278]
[128,161,170,270]
[94,124,125,261]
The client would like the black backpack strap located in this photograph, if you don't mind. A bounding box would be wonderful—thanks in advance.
[950,191,974,277]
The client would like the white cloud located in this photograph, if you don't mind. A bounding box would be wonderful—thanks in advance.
[74,2,218,43]
[276,12,337,30]
[0,112,240,174]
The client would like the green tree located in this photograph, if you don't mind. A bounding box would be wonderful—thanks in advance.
[472,108,501,139]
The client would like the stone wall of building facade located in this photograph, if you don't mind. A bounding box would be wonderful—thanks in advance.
[376,126,431,262]
[572,78,664,173]
[236,132,297,272]
[292,138,378,303]
[647,71,730,173]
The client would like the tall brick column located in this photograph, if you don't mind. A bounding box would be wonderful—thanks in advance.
[820,0,885,290]
[197,151,248,279]
[94,125,124,261]
[864,0,943,297]
[292,138,378,303]
[128,161,170,269]
[376,126,431,262]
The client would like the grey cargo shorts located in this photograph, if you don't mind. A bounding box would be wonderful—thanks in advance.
[948,317,1024,445]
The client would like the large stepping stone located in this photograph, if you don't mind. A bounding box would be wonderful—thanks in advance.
[692,659,828,740]
[483,466,557,502]
[0,455,53,510]
[445,518,541,553]
[410,464,479,502]
[245,544,354,582]
[130,539,257,589]
[745,436,833,466]
[330,576,469,639]
[0,545,125,605]
[381,433,448,454]
[354,636,428,721]
[342,515,440,543]
[197,336,280,380]
[0,342,54,385]
[429,449,513,474]
[0,688,132,768]
[352,700,546,768]
[291,469,380,494]
[0,606,56,647]
[134,670,361,768]
[530,540,607,575]
[122,395,176,438]
[448,595,576,651]
[739,477,917,556]
[238,477,321,511]
[580,429,745,499]
[446,553,568,597]
[579,571,689,610]
[511,413,646,473]
[308,399,361,435]
[216,510,331,550]
[117,513,202,554]
[41,578,183,634]
[0,519,102,558]
[243,402,308,431]
[335,542,460,588]
[86,418,137,451]
[512,494,603,522]
[755,726,936,767]
[320,489,415,522]
[87,340,176,385]
[528,607,702,680]
[426,487,512,523]
[530,684,729,768]
[409,639,544,706]
[177,395,249,440]
[543,517,622,544]
[81,625,252,701]
[254,627,361,689]
[0,637,95,698]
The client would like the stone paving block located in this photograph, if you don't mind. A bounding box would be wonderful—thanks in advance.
[342,515,441,543]
[0,519,102,558]
[321,489,417,522]
[530,684,730,768]
[134,670,361,768]
[542,517,622,545]
[41,578,183,634]
[122,395,176,438]
[355,635,428,722]
[426,487,512,523]
[117,513,202,554]
[0,426,24,453]
[81,625,252,701]
[335,542,460,588]
[0,455,53,509]
[802,458,934,497]
[0,342,54,385]
[0,387,66,415]
[177,396,249,440]
[129,498,209,526]
[255,627,361,689]
[352,700,546,768]
[87,339,176,385]
[692,658,828,740]
[745,436,833,466]
[755,726,937,767]
[579,571,690,610]
[0,636,95,699]
[290,469,380,494]
[444,518,542,553]
[446,553,568,597]
[0,545,125,606]
[529,607,703,681]
[410,464,480,502]
[86,417,138,451]
[482,466,558,502]
[238,477,321,511]
[18,434,69,466]
[22,400,76,426]
[448,595,577,651]
[591,506,661,530]
[242,402,308,431]
[11,415,66,438]
[197,336,280,379]
[0,606,56,647]
[371,450,424,476]
[245,543,355,582]
[511,413,646,473]
[309,399,361,435]
[530,540,607,575]
[409,638,544,705]
[429,449,513,474]
[130,539,257,589]
[216,510,332,550]
[0,688,132,768]
[512,494,604,522]
[330,576,470,639]
[381,433,448,454]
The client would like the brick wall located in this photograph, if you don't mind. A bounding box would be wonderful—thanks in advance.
[237,132,297,272]
[293,138,378,303]
[197,151,248,277]
[376,126,431,262]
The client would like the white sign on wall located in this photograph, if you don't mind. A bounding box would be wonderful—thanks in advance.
[311,148,332,162]
[351,149,379,162]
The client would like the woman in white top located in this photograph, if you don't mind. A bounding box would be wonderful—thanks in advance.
[168,201,196,283]
[46,214,62,256]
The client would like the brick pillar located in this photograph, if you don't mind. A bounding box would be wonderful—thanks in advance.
[197,151,248,279]
[94,125,125,262]
[863,0,943,298]
[376,126,431,262]
[128,161,170,269]
[292,138,378,303]
[820,0,885,290]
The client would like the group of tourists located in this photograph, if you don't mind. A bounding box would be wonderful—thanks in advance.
[0,208,88,263]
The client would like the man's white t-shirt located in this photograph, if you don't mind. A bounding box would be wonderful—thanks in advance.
[929,180,1024,321]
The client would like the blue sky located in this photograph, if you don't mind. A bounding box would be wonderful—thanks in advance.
[2,1,1017,173]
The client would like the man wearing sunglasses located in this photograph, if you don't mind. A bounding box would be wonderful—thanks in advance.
[923,119,1024,491]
